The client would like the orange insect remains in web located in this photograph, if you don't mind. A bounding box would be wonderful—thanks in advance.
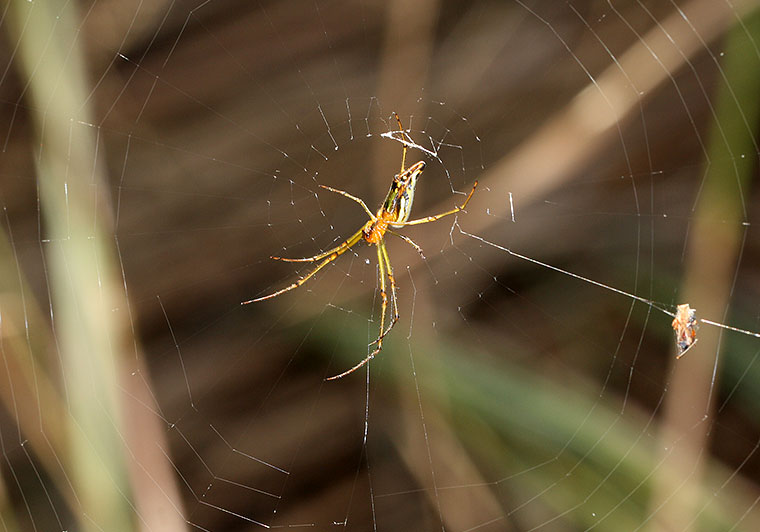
[672,303,698,358]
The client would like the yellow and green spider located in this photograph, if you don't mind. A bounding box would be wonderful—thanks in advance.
[243,113,478,379]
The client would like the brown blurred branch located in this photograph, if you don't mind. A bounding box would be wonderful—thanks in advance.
[649,6,760,530]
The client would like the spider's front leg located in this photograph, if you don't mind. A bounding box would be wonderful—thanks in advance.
[319,185,376,220]
[373,241,399,343]
[242,227,365,304]
[388,230,425,259]
[325,242,395,380]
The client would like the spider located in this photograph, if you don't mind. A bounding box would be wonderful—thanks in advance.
[672,303,698,359]
[243,113,478,380]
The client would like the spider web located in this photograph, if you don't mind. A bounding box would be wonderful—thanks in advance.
[1,1,760,531]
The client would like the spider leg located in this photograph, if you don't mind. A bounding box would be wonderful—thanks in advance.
[324,347,379,381]
[325,242,389,380]
[272,226,366,263]
[396,180,478,227]
[243,228,364,304]
[394,112,407,174]
[319,185,376,220]
[375,240,399,342]
[388,230,425,259]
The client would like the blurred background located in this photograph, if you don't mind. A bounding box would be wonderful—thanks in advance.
[1,0,760,530]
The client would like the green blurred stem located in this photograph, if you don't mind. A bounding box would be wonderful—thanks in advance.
[650,6,760,532]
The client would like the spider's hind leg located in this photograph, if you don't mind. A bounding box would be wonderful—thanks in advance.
[394,112,408,175]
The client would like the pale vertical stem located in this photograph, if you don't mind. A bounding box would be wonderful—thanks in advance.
[649,8,760,531]
[0,469,21,532]
[7,1,136,530]
[4,1,184,531]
